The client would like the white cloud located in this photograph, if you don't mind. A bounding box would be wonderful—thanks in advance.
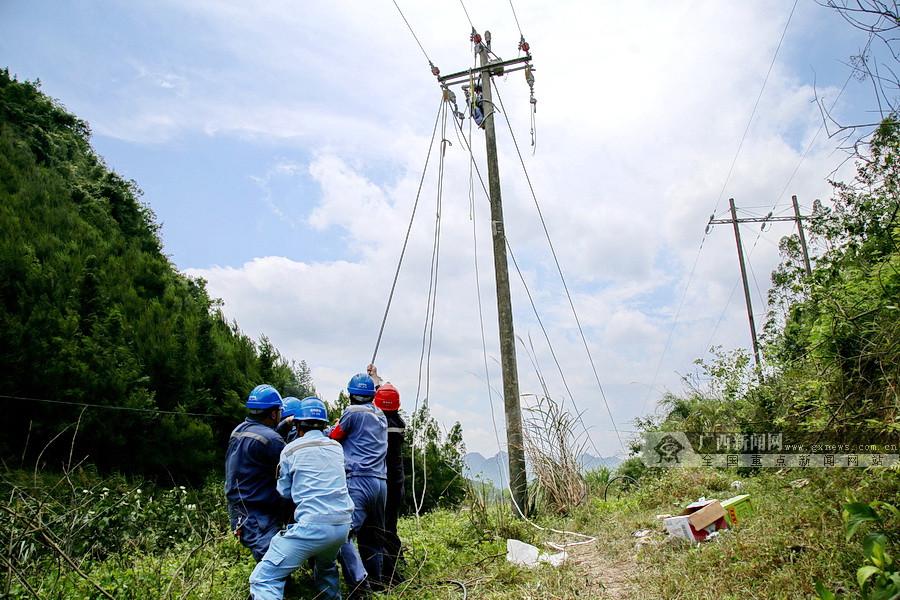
[147,0,868,455]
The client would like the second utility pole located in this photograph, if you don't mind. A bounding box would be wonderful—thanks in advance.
[728,198,762,369]
[479,33,528,514]
[708,197,812,370]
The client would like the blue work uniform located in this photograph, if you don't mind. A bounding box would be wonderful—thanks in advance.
[249,430,354,600]
[225,418,287,561]
[359,409,405,584]
[328,402,388,587]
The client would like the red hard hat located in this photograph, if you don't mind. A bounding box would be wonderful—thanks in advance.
[374,383,400,411]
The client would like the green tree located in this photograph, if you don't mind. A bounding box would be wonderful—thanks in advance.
[0,70,314,481]
[402,405,467,514]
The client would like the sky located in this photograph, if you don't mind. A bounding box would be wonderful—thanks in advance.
[0,0,887,457]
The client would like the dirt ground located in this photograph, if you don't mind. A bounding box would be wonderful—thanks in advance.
[567,540,638,599]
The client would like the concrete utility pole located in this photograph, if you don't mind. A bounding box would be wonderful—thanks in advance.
[792,195,812,276]
[438,32,532,515]
[477,34,527,515]
[728,198,762,369]
[707,197,813,370]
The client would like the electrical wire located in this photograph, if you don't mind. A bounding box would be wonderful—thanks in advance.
[451,115,596,548]
[710,0,799,219]
[505,241,604,458]
[372,96,445,364]
[701,47,863,356]
[508,0,524,37]
[0,393,223,418]
[701,279,741,363]
[451,109,604,462]
[458,0,475,29]
[492,82,626,454]
[456,93,606,460]
[391,0,436,69]
[741,224,769,310]
[642,0,799,412]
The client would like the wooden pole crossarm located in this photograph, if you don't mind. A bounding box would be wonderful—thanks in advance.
[709,216,803,224]
[438,55,532,84]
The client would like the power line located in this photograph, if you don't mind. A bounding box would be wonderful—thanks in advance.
[508,0,524,37]
[451,112,606,458]
[458,0,475,29]
[746,69,856,260]
[492,82,626,454]
[642,0,799,412]
[711,0,800,218]
[701,60,860,355]
[703,279,742,356]
[390,0,435,69]
[505,241,606,458]
[0,393,223,419]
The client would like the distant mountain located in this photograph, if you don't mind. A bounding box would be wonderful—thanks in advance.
[578,453,624,471]
[464,451,622,490]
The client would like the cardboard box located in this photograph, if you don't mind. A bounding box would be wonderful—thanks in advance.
[685,500,726,530]
[721,494,752,528]
[663,500,728,542]
[663,515,695,541]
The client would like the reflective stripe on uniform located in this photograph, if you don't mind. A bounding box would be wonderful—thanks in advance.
[344,404,373,414]
[283,437,337,459]
[387,427,405,434]
[231,430,270,445]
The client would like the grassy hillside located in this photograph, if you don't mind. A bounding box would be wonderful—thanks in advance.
[3,465,896,599]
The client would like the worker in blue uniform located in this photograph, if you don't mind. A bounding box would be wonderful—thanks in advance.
[328,373,388,598]
[279,397,303,443]
[249,397,354,600]
[225,384,288,561]
[363,364,406,587]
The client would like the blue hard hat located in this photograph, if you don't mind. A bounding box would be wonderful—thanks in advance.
[246,384,283,410]
[347,373,376,397]
[281,396,302,419]
[297,396,328,423]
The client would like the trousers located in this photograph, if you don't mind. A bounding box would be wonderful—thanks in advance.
[338,476,387,585]
[249,521,350,600]
[357,479,403,583]
[229,505,282,562]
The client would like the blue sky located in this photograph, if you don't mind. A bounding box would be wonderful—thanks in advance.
[1,0,888,455]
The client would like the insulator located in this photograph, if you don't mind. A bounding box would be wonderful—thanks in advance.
[431,65,441,77]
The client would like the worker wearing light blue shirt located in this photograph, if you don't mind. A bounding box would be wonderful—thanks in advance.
[250,398,354,600]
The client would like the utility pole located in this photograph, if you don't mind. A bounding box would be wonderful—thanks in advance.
[707,197,812,370]
[729,198,762,369]
[438,32,532,515]
[792,195,812,276]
